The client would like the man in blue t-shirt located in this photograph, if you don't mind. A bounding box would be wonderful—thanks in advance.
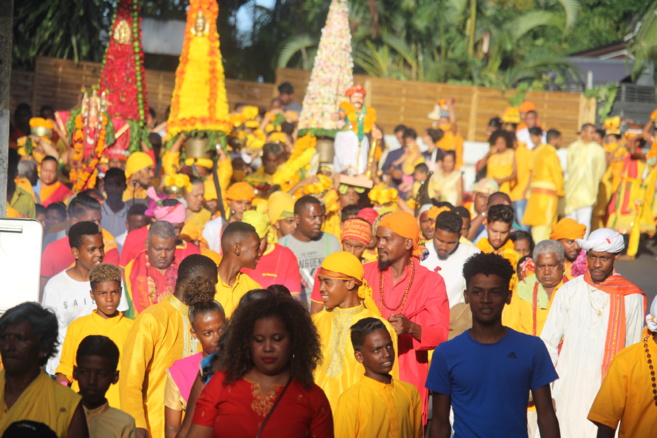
[426,252,560,438]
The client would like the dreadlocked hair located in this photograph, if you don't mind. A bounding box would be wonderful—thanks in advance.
[218,292,321,389]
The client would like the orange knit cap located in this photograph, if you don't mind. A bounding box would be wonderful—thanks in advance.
[519,101,536,113]
[342,218,373,245]
[550,218,587,240]
[378,211,422,258]
[226,182,256,201]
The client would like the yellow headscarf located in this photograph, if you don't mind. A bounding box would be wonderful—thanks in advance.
[242,210,271,241]
[267,191,295,223]
[204,178,218,201]
[125,152,154,178]
[318,251,379,315]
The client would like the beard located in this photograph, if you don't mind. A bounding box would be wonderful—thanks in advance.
[378,259,392,271]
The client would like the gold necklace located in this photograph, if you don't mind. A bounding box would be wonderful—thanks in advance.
[643,334,657,407]
[587,285,606,317]
[379,261,415,314]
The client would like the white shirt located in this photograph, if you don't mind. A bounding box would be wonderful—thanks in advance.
[421,241,480,307]
[115,231,127,255]
[540,275,644,437]
[202,216,225,254]
[42,270,128,374]
[516,128,545,150]
[333,130,369,176]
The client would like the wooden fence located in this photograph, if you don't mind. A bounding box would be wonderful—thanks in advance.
[275,68,596,145]
[10,58,594,145]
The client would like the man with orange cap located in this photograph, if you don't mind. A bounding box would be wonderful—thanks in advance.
[123,151,155,202]
[363,211,449,424]
[225,181,255,223]
[550,218,587,278]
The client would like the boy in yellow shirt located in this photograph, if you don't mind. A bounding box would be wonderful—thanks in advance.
[75,335,137,438]
[335,317,422,438]
[56,264,134,408]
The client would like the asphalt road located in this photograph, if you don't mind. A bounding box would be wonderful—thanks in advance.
[616,235,657,307]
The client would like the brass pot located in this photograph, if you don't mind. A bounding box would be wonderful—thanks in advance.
[31,127,53,139]
[316,138,335,165]
[184,137,212,159]
[163,185,185,198]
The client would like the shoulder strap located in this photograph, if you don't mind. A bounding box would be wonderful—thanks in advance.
[255,377,293,438]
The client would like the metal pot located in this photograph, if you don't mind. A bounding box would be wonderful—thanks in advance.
[316,138,335,165]
[31,127,53,139]
[163,185,185,198]
[184,137,212,159]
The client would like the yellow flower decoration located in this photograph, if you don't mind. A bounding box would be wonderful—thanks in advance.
[368,184,399,207]
[241,105,259,121]
[164,173,193,192]
[230,113,246,127]
[29,117,55,129]
[245,120,260,129]
[268,132,287,144]
[323,189,340,214]
[302,174,333,195]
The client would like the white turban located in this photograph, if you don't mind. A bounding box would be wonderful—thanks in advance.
[577,228,625,254]
[647,296,657,333]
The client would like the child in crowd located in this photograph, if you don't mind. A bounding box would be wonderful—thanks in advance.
[75,335,137,438]
[510,230,535,258]
[164,278,226,438]
[56,263,133,408]
[336,317,422,437]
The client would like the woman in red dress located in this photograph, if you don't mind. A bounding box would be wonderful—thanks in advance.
[188,293,333,437]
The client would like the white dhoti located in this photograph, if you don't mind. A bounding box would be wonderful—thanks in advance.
[333,130,369,176]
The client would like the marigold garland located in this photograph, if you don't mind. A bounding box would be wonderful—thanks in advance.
[339,101,377,135]
[302,174,333,195]
[70,114,110,192]
[368,184,399,207]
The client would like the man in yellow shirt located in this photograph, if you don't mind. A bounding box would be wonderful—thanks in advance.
[312,252,398,412]
[524,129,565,242]
[120,254,218,438]
[564,124,606,237]
[185,176,211,231]
[504,240,568,337]
[56,263,134,409]
[215,222,262,317]
[549,218,587,278]
[588,297,657,438]
[510,129,534,229]
[336,317,422,438]
[476,204,520,290]
[123,152,155,202]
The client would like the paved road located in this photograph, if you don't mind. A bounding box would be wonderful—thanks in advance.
[616,236,657,307]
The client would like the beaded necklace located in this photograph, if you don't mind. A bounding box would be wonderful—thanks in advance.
[643,334,657,407]
[379,261,415,313]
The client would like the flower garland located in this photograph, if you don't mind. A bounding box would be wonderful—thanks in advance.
[164,173,193,192]
[339,101,377,135]
[272,148,316,186]
[302,174,333,195]
[368,184,399,207]
[70,113,110,192]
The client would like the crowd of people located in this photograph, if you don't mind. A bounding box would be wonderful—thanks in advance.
[2,86,657,438]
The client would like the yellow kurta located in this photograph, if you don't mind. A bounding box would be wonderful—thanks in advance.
[0,371,81,437]
[503,274,563,336]
[565,140,606,213]
[83,402,138,438]
[523,144,564,227]
[119,294,198,438]
[510,143,533,202]
[312,304,399,412]
[56,310,134,409]
[186,208,211,231]
[335,376,423,438]
[436,130,464,170]
[588,328,657,438]
[214,272,262,318]
[486,149,515,194]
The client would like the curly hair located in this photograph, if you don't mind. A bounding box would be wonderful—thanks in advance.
[184,277,225,324]
[463,252,515,290]
[218,293,321,389]
[89,263,122,290]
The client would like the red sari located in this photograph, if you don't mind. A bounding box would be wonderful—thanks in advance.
[193,372,333,438]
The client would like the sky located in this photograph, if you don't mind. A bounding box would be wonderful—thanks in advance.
[235,0,276,33]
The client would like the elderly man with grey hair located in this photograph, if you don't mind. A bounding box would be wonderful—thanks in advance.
[503,239,567,337]
[124,221,178,318]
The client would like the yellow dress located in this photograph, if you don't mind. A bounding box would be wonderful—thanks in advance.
[0,371,81,437]
[428,171,462,206]
[510,143,533,202]
[214,272,262,318]
[523,144,564,227]
[56,310,134,409]
[312,304,399,413]
[486,149,515,194]
[588,328,657,438]
[119,294,198,438]
[335,376,423,438]
[436,130,464,170]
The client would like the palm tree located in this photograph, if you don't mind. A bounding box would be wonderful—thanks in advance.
[626,0,657,80]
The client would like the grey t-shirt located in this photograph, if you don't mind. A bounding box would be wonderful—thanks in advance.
[279,232,341,305]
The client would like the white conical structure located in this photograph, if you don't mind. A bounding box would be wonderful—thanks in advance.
[298,0,353,134]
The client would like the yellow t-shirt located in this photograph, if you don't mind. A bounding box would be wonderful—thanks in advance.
[335,376,423,438]
[214,272,262,318]
[486,148,515,194]
[83,402,137,438]
[588,328,657,438]
[119,294,198,438]
[312,304,398,412]
[56,310,134,409]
